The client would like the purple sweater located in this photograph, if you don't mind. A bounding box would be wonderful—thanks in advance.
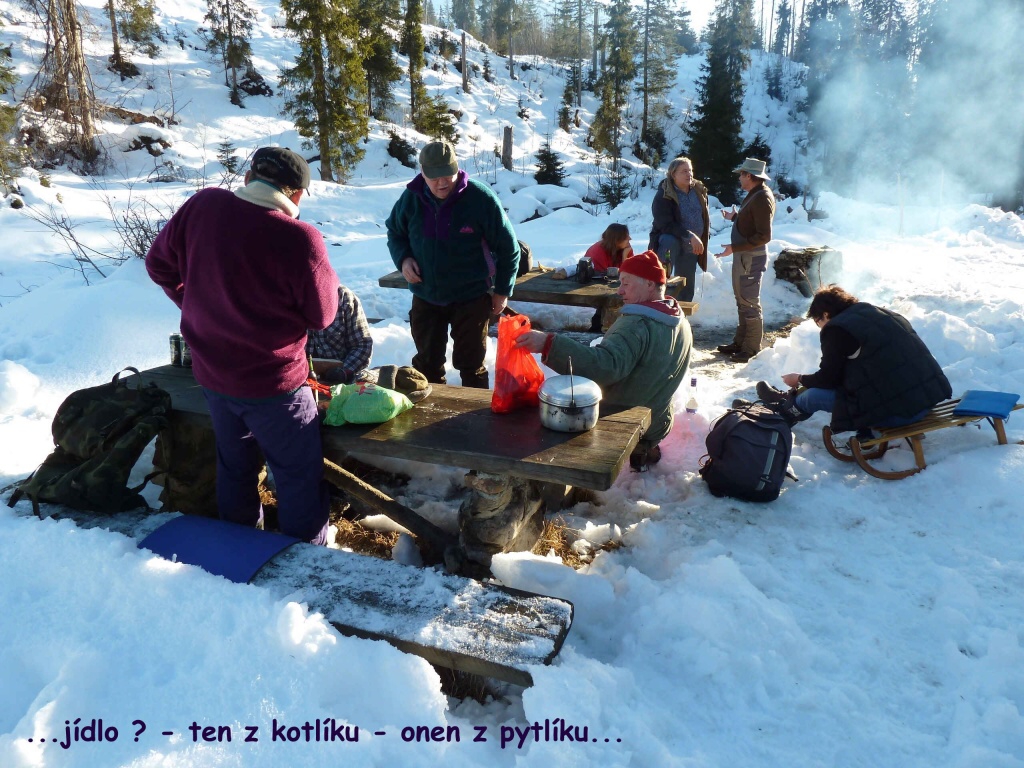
[146,188,339,398]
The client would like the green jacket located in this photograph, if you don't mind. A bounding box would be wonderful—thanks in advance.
[545,300,692,445]
[386,171,520,305]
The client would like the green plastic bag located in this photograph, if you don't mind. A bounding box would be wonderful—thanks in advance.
[323,381,414,426]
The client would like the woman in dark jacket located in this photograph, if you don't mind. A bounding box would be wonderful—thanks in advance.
[760,285,952,434]
[648,156,710,302]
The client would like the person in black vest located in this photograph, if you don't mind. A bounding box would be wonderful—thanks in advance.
[757,285,952,435]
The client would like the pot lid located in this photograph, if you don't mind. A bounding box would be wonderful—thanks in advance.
[539,374,602,408]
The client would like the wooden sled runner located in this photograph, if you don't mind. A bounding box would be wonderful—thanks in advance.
[822,393,1022,480]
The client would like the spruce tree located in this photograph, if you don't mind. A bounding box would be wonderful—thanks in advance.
[280,0,369,181]
[205,0,256,103]
[685,0,756,204]
[403,0,430,128]
[451,0,477,35]
[534,140,567,186]
[638,0,679,160]
[117,0,162,58]
[771,0,791,55]
[590,0,638,165]
[357,0,402,120]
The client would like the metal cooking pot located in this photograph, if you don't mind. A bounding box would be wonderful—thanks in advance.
[538,366,602,432]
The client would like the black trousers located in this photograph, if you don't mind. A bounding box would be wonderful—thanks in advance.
[409,294,492,388]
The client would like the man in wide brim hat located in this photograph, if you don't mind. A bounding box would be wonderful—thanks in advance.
[715,157,776,362]
[733,157,771,181]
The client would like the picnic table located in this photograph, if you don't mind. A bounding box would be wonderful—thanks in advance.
[378,268,697,330]
[139,364,651,492]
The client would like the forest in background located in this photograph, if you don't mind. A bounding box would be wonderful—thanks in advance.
[1,0,1022,209]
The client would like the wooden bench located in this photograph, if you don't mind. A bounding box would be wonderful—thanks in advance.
[39,508,572,687]
[822,397,1023,480]
[378,268,697,331]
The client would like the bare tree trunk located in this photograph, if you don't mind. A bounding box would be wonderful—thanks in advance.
[106,0,124,74]
[575,0,582,105]
[461,31,469,92]
[591,4,598,82]
[641,0,649,141]
[501,125,513,171]
[63,0,96,156]
[312,41,334,182]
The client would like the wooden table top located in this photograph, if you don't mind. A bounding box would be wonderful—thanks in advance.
[138,365,652,491]
[378,269,696,315]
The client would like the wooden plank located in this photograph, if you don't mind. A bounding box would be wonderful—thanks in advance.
[32,509,573,687]
[137,366,651,491]
[378,269,696,316]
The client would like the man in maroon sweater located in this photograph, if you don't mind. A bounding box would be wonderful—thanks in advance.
[146,147,340,544]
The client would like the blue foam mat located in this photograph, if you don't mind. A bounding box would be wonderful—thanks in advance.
[952,390,1020,421]
[138,515,299,583]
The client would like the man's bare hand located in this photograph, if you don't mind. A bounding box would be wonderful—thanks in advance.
[514,330,549,353]
[491,294,508,315]
[690,234,705,256]
[401,258,422,284]
[781,373,801,389]
[716,245,733,259]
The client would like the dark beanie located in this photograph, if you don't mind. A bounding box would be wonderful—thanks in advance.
[251,147,311,190]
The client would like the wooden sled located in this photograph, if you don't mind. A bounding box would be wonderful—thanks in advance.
[822,396,1022,481]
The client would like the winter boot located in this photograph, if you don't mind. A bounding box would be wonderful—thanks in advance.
[756,381,793,406]
[765,393,812,427]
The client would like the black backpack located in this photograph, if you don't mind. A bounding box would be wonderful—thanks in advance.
[699,402,795,502]
[7,368,171,516]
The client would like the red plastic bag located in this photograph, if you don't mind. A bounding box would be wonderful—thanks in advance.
[491,313,545,414]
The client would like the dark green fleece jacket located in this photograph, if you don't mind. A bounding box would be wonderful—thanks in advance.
[386,171,520,305]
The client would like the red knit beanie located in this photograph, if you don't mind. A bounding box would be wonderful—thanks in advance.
[619,250,667,285]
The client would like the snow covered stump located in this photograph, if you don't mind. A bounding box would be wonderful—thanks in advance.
[773,246,843,297]
[458,472,546,569]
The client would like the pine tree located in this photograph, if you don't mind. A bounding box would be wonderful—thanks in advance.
[451,0,477,34]
[638,0,679,160]
[205,0,256,104]
[280,0,369,182]
[357,0,402,120]
[685,0,756,203]
[402,0,430,127]
[772,0,791,55]
[548,0,592,107]
[534,140,567,186]
[590,0,637,165]
[418,95,459,143]
[117,0,162,58]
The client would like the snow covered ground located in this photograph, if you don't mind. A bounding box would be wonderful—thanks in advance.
[2,3,1024,766]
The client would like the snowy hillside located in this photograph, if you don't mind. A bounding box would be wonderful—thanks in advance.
[3,2,1024,768]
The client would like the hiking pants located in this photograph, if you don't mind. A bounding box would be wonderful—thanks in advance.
[730,246,767,354]
[656,234,697,302]
[204,387,330,545]
[409,293,492,388]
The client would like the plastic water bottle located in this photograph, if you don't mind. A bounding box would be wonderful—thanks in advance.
[685,376,698,414]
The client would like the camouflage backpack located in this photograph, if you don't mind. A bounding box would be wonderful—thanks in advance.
[8,368,171,515]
